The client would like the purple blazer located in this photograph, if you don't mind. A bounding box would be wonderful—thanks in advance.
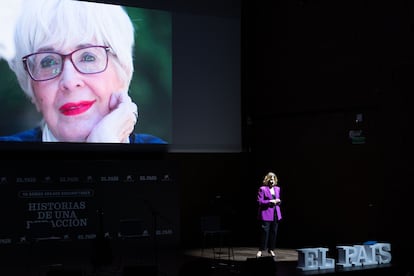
[257,185,282,221]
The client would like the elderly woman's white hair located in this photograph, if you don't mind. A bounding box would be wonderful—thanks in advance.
[0,0,22,62]
[8,0,135,103]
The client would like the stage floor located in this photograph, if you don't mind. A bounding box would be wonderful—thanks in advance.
[0,245,405,276]
[0,246,298,276]
[183,246,298,262]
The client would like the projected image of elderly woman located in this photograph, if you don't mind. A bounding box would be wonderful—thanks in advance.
[0,0,166,143]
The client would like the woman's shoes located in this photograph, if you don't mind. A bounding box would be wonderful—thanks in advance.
[257,250,275,257]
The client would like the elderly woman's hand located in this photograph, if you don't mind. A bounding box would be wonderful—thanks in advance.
[86,91,138,143]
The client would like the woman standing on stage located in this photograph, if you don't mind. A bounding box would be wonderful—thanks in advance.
[256,172,282,258]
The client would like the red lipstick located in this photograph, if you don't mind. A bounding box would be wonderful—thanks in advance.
[59,100,96,116]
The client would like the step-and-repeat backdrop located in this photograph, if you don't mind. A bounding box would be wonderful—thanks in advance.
[0,159,179,247]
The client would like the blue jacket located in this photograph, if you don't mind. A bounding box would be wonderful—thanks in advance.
[0,127,167,144]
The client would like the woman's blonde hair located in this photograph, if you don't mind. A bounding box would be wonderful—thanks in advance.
[263,172,278,186]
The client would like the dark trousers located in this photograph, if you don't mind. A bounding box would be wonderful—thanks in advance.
[259,219,279,251]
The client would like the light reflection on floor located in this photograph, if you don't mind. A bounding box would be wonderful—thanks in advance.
[183,247,298,262]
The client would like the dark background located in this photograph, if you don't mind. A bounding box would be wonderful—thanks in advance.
[0,0,413,272]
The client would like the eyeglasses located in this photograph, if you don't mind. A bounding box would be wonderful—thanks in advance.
[22,45,111,81]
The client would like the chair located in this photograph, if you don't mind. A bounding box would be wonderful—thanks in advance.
[26,221,64,273]
[122,264,158,276]
[116,218,150,268]
[118,218,148,239]
[200,215,234,263]
[46,268,84,276]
